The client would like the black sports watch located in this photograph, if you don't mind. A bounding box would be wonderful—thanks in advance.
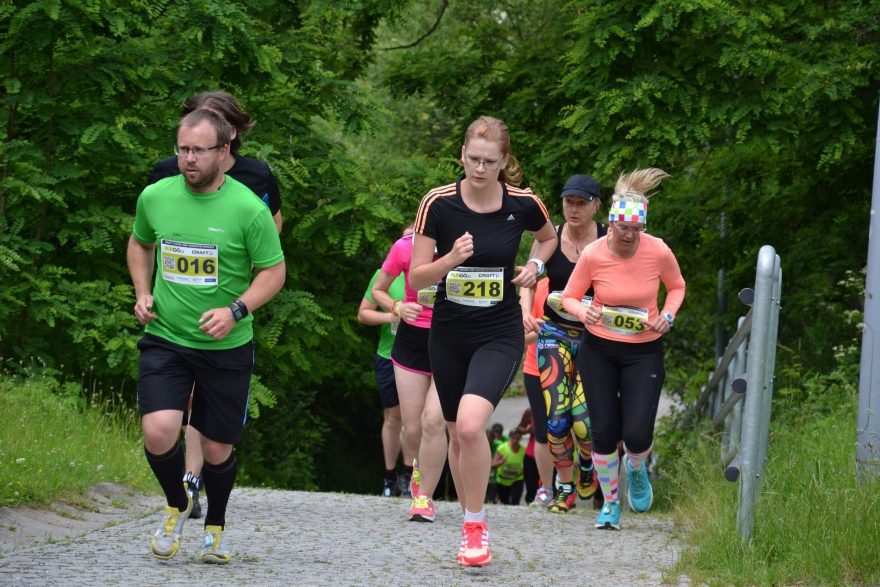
[229,299,249,322]
[661,311,674,327]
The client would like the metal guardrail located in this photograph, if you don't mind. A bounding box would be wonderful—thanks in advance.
[687,245,782,542]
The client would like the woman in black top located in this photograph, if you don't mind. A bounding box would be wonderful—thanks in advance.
[410,116,556,567]
[521,174,606,514]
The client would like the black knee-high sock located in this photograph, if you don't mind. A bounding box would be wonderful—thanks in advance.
[145,443,188,511]
[202,451,237,529]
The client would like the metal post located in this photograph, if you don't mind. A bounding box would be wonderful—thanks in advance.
[737,245,778,542]
[755,259,781,487]
[857,100,880,481]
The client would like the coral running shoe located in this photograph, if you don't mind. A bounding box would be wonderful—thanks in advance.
[576,464,599,501]
[410,459,421,497]
[408,496,436,523]
[150,493,193,560]
[530,486,552,508]
[199,524,231,564]
[548,482,577,513]
[458,521,491,567]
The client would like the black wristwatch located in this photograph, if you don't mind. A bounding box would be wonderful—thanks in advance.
[661,311,674,327]
[229,299,249,322]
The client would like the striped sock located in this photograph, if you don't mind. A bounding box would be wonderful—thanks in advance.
[624,443,652,471]
[592,451,620,503]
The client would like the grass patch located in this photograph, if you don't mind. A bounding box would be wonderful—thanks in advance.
[668,396,880,586]
[0,373,156,507]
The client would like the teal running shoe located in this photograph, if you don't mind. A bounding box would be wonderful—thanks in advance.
[594,500,621,530]
[626,458,654,513]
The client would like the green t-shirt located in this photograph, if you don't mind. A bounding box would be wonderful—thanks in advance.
[495,441,525,486]
[363,269,405,359]
[132,175,284,350]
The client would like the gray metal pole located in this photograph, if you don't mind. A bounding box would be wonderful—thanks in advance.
[737,245,777,542]
[857,100,880,481]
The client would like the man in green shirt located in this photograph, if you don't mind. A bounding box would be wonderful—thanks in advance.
[127,109,285,564]
[357,257,408,496]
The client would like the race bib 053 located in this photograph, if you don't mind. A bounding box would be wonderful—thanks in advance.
[600,305,648,335]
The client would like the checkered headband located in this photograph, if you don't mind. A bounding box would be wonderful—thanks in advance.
[608,198,647,224]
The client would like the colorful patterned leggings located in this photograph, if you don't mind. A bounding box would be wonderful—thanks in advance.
[537,322,592,471]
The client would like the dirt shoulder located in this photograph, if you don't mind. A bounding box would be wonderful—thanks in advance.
[0,483,159,557]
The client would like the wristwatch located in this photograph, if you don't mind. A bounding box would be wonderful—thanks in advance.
[229,299,249,322]
[661,311,674,327]
[527,258,545,276]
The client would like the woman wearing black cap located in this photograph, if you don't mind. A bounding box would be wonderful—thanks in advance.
[520,174,606,513]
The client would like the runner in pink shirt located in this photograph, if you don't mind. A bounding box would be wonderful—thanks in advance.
[562,167,685,531]
[372,231,455,523]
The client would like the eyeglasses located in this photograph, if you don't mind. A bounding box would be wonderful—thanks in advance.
[614,224,644,234]
[174,144,222,158]
[463,154,504,171]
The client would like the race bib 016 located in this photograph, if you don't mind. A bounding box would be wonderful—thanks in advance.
[446,266,504,307]
[547,290,592,322]
[160,239,219,286]
[600,305,649,335]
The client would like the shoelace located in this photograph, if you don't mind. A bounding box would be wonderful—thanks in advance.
[580,467,593,484]
[630,465,646,492]
[204,529,222,549]
[463,522,486,549]
[412,496,430,509]
[163,508,180,534]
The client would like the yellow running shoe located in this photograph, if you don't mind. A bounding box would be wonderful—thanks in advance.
[150,493,193,560]
[200,524,231,564]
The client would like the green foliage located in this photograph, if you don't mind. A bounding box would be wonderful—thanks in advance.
[3,0,879,498]
[0,0,414,492]
[372,0,880,390]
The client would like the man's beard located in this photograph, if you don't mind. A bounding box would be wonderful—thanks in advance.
[185,161,220,191]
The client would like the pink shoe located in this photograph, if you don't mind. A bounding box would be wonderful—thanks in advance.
[458,521,491,567]
[408,496,435,523]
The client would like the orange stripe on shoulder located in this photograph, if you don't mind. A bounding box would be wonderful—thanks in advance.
[415,183,457,233]
[507,186,550,220]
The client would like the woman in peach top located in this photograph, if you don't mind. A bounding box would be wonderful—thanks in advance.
[561,168,685,531]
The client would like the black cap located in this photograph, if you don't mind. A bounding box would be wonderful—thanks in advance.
[560,174,601,201]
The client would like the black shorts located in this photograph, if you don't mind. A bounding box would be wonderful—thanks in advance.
[373,355,400,408]
[136,333,254,445]
[429,323,523,422]
[391,321,431,375]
